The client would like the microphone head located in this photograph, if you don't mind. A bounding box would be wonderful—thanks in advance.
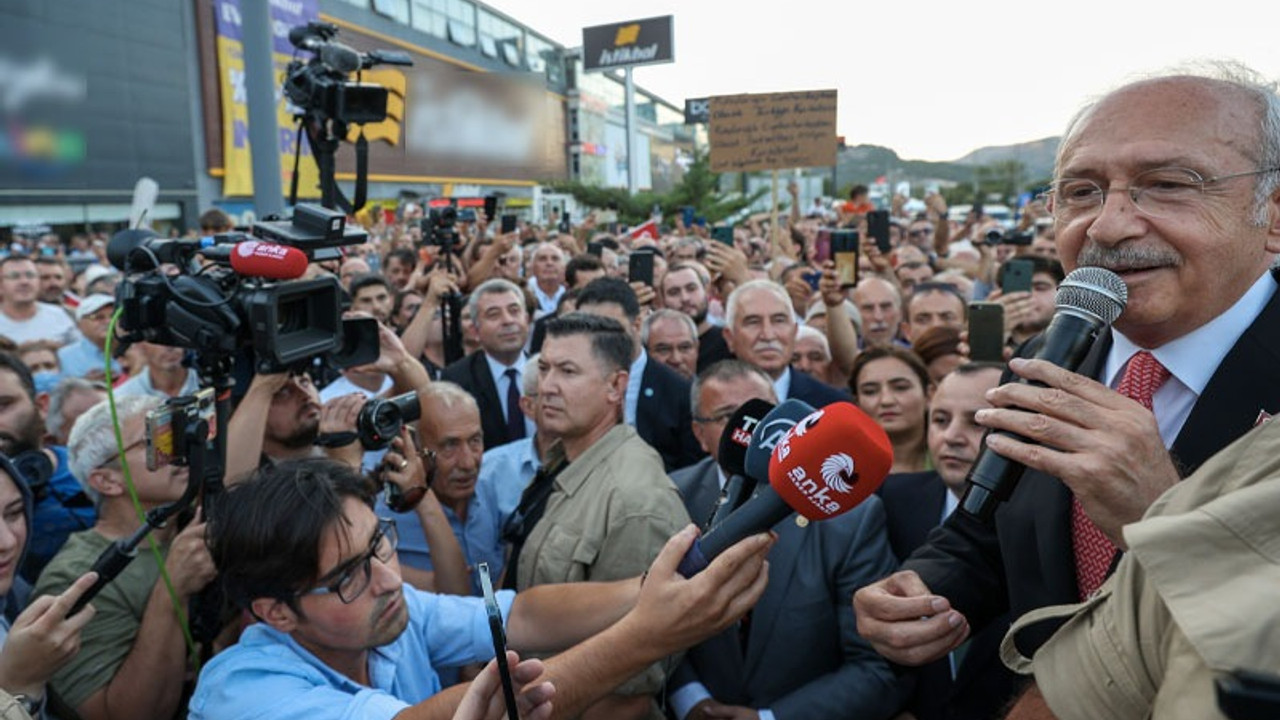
[1057,266,1127,325]
[716,398,774,478]
[107,228,160,271]
[744,398,815,481]
[768,402,893,520]
[229,241,310,280]
[319,42,362,74]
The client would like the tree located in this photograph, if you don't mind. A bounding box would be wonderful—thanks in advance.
[546,149,761,227]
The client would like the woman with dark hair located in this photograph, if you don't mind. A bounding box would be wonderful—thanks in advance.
[911,325,964,386]
[850,346,933,474]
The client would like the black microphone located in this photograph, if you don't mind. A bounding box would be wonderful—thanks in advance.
[717,398,774,479]
[107,229,202,272]
[960,267,1128,521]
[319,42,363,74]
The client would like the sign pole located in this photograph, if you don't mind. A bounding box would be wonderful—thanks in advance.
[625,66,638,195]
[770,169,780,255]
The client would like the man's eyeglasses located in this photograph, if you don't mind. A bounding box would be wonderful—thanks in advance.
[1,271,37,281]
[692,408,738,425]
[1046,166,1280,220]
[300,518,398,604]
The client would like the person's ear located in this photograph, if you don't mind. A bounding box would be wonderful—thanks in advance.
[251,597,301,633]
[1265,186,1280,253]
[87,468,123,498]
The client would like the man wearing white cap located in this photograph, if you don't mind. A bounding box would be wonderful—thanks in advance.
[56,295,120,381]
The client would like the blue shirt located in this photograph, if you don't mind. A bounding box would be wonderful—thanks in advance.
[383,448,529,595]
[56,337,120,379]
[189,584,515,720]
[26,446,95,581]
[624,348,648,426]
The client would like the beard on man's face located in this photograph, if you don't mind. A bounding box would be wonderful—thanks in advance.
[0,408,44,456]
[274,416,320,450]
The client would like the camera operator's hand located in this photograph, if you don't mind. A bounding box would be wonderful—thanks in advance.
[165,510,216,599]
[380,426,427,495]
[319,392,365,437]
[0,570,99,701]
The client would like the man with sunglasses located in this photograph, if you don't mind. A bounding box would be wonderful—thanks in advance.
[33,394,215,720]
[855,67,1280,716]
[190,457,772,720]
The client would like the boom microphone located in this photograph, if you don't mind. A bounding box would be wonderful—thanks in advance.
[959,266,1128,521]
[677,401,892,576]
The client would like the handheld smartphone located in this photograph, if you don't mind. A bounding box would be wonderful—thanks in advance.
[832,229,859,288]
[681,206,695,227]
[866,210,892,254]
[483,195,499,223]
[558,211,571,234]
[628,250,655,286]
[478,563,519,720]
[1001,258,1035,294]
[968,302,1005,363]
[500,214,517,234]
[813,228,832,263]
[586,241,604,257]
[458,208,477,223]
[711,225,734,246]
[145,387,216,471]
[802,270,822,291]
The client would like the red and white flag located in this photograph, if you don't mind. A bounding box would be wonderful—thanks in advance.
[628,219,659,242]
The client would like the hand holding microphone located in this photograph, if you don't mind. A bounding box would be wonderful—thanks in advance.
[678,401,893,577]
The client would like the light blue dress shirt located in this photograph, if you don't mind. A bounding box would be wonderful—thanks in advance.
[189,584,515,720]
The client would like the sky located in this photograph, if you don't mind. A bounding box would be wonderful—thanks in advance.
[488,0,1280,162]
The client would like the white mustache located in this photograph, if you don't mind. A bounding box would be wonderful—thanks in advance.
[752,340,787,354]
[1075,243,1181,271]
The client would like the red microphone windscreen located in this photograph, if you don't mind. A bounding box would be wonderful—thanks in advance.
[229,241,309,279]
[768,402,893,520]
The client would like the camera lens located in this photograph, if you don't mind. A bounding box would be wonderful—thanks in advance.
[985,229,1004,245]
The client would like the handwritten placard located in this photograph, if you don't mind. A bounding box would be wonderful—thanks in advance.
[708,90,838,173]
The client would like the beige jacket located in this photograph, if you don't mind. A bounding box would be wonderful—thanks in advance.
[1002,417,1280,720]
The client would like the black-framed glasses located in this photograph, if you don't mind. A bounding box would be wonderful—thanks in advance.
[301,518,398,604]
[1046,166,1280,220]
[692,408,738,425]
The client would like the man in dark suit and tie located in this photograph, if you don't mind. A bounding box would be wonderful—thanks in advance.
[878,363,1017,720]
[667,362,910,720]
[722,279,850,409]
[442,278,534,450]
[855,70,1280,716]
[575,277,703,472]
[669,360,777,529]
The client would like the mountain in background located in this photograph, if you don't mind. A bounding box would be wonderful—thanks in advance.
[835,136,1060,190]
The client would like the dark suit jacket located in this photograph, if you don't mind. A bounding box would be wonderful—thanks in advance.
[697,325,733,373]
[905,270,1280,657]
[633,357,704,472]
[786,366,852,408]
[670,456,721,531]
[879,472,1022,720]
[442,350,518,450]
[670,497,912,719]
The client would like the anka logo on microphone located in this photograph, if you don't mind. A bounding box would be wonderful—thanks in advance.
[236,241,289,260]
[820,453,857,494]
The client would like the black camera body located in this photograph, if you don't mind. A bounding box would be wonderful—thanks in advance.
[282,22,412,129]
[423,206,459,249]
[985,228,1034,246]
[356,391,422,450]
[110,205,373,373]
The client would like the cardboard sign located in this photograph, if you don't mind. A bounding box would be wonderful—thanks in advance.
[709,90,838,173]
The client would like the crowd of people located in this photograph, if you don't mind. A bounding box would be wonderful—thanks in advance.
[0,61,1277,720]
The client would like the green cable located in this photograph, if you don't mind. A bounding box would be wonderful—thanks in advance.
[103,307,202,674]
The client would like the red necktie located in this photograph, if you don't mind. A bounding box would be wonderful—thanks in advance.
[1072,350,1170,599]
